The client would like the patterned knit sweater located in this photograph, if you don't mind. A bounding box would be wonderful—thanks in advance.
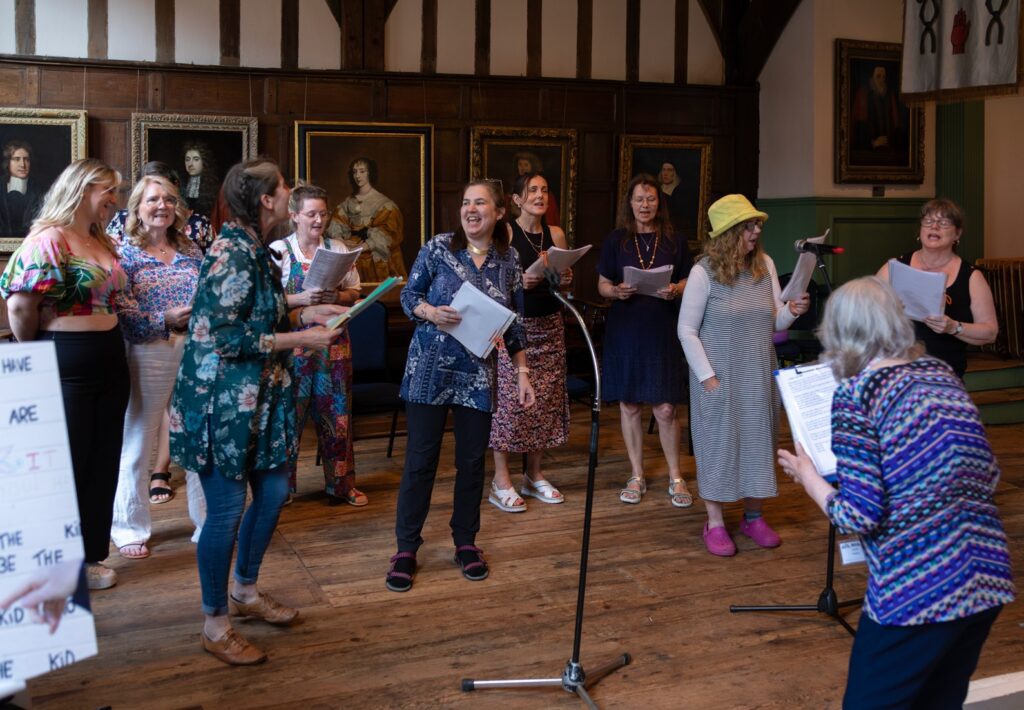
[826,357,1015,626]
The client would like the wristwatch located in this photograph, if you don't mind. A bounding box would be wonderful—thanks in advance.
[953,321,964,335]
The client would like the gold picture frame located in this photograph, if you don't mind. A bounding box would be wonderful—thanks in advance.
[469,126,578,242]
[294,121,433,287]
[1,108,88,253]
[834,38,925,184]
[130,112,258,218]
[618,134,712,245]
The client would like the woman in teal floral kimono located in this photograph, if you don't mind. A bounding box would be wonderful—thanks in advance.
[169,159,345,666]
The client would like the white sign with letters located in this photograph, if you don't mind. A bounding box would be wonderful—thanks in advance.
[0,342,96,685]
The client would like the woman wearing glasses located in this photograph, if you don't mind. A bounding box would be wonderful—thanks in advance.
[677,195,809,557]
[597,174,693,509]
[876,198,998,378]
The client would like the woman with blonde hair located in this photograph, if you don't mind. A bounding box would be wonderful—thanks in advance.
[110,175,205,560]
[1,158,130,590]
[779,277,1014,707]
[678,194,808,556]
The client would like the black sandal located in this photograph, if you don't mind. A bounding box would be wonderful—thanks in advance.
[385,552,417,592]
[453,545,489,581]
[149,472,174,505]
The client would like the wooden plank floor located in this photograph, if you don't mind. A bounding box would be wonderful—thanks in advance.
[23,401,1024,709]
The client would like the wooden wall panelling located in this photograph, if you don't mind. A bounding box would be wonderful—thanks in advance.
[147,71,165,112]
[262,76,277,117]
[0,67,26,105]
[39,67,142,109]
[385,81,461,120]
[581,131,614,184]
[93,119,128,177]
[433,127,464,184]
[161,73,258,113]
[542,87,618,127]
[276,78,375,118]
[469,84,542,123]
[621,87,724,132]
[23,66,40,106]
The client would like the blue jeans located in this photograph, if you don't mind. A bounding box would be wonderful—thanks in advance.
[196,466,289,616]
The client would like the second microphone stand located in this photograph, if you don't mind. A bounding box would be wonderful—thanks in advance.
[461,275,630,709]
[729,251,861,636]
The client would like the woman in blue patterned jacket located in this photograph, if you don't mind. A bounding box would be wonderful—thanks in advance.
[386,180,536,592]
[778,276,1015,709]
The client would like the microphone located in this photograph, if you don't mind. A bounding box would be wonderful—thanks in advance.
[794,239,844,255]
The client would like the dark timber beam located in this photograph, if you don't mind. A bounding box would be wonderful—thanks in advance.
[324,0,401,70]
[15,0,34,55]
[697,0,803,85]
[475,0,490,75]
[87,0,108,60]
[155,0,175,64]
[220,0,240,66]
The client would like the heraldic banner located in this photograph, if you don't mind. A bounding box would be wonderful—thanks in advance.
[902,0,1021,98]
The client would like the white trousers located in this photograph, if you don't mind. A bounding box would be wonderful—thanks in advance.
[110,336,206,548]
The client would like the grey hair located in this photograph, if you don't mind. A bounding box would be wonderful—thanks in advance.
[818,276,923,380]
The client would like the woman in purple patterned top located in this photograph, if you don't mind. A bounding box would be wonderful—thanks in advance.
[110,175,206,562]
[778,276,1014,708]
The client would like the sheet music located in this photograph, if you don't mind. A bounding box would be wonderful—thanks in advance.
[622,264,673,297]
[524,245,593,277]
[439,281,517,359]
[887,258,947,322]
[776,362,838,480]
[302,246,362,292]
[0,342,97,683]
[780,228,830,302]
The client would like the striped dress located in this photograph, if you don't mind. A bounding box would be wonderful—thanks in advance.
[679,256,796,502]
[827,358,1015,626]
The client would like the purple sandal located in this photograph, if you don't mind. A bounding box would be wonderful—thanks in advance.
[385,552,417,592]
[453,545,489,581]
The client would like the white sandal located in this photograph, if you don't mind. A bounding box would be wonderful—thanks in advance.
[488,481,527,513]
[619,476,646,504]
[521,475,564,504]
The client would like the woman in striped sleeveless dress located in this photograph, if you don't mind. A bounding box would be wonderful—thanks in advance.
[779,276,1014,708]
[678,195,808,557]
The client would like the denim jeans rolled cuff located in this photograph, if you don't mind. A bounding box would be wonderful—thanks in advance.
[196,465,289,616]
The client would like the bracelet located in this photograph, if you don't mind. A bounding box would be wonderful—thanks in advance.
[517,366,530,374]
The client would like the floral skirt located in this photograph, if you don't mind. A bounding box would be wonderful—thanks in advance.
[489,312,570,452]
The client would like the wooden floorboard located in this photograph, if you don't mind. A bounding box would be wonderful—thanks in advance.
[21,397,1024,709]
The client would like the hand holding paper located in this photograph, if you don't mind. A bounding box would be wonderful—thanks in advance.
[438,281,518,359]
[623,264,673,297]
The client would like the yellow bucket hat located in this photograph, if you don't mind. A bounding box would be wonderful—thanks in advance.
[707,194,768,239]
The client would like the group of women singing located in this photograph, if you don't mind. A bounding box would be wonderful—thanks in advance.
[1,151,1014,698]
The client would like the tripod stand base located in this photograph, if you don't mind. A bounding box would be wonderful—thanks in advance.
[462,654,631,709]
[730,587,862,636]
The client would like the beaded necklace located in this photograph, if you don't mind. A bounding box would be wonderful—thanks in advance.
[633,232,659,270]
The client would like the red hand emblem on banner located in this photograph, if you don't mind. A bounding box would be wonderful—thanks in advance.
[951,8,970,55]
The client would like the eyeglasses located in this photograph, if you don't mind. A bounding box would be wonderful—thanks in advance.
[299,210,330,220]
[631,196,658,205]
[144,196,178,207]
[920,217,955,229]
[742,219,764,231]
[482,178,505,200]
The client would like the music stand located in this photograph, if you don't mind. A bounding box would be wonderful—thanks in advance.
[461,278,630,708]
[729,250,862,636]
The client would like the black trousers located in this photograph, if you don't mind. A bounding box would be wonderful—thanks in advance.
[843,605,1002,710]
[395,401,492,553]
[41,327,131,563]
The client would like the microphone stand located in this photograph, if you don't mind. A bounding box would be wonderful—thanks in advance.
[728,248,861,636]
[461,271,630,708]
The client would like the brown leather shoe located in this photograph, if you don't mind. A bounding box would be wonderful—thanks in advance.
[201,628,267,665]
[228,592,300,625]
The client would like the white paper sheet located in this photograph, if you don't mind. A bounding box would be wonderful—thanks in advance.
[780,229,830,302]
[439,281,518,359]
[524,244,593,277]
[622,264,673,297]
[0,342,97,683]
[301,246,362,292]
[776,362,838,480]
[887,259,947,322]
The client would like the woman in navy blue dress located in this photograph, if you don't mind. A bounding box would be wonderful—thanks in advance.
[597,174,693,507]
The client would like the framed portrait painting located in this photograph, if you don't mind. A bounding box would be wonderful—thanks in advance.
[1,108,87,253]
[469,126,578,241]
[834,39,925,184]
[131,112,258,218]
[294,121,433,287]
[618,135,712,245]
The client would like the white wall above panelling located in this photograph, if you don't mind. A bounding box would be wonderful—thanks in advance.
[436,0,474,75]
[386,0,421,72]
[175,0,220,66]
[638,0,674,83]
[240,0,281,68]
[36,0,88,59]
[541,0,576,78]
[686,0,723,85]
[490,0,527,77]
[298,0,340,70]
[591,0,626,80]
[108,0,156,62]
[0,0,16,55]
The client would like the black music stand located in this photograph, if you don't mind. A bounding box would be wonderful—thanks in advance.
[729,250,861,636]
[461,276,630,708]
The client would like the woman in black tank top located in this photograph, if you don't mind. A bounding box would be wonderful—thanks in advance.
[876,198,997,377]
